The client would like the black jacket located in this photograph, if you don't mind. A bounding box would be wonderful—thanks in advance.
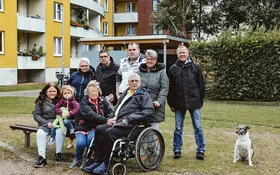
[167,58,205,111]
[74,96,113,132]
[96,57,119,105]
[113,86,154,126]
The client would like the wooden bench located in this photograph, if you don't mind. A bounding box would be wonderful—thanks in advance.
[10,124,38,148]
[10,124,74,148]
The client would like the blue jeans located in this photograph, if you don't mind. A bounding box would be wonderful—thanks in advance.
[64,119,75,133]
[75,130,95,160]
[50,127,56,138]
[50,119,75,138]
[173,109,206,153]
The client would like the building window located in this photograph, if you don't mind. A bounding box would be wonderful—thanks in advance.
[127,24,136,36]
[103,22,108,35]
[54,37,62,56]
[0,0,3,11]
[153,0,162,11]
[54,2,62,22]
[0,31,3,54]
[126,2,136,12]
[104,0,108,12]
[114,3,118,13]
[152,23,163,35]
[114,25,118,36]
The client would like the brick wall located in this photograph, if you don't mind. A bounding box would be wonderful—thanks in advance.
[138,0,153,35]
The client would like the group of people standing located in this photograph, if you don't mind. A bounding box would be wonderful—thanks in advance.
[33,42,206,174]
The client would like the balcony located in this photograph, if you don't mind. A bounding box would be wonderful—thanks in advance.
[18,56,45,69]
[114,12,138,23]
[70,0,104,16]
[70,24,103,38]
[17,15,45,33]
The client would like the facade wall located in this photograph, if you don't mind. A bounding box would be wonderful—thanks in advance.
[138,0,153,35]
[0,0,17,68]
[101,0,114,36]
[46,0,70,68]
[0,0,18,85]
[114,0,138,36]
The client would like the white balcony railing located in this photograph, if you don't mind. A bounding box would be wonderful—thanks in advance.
[114,12,138,23]
[70,0,104,16]
[18,56,45,69]
[70,26,103,38]
[17,15,45,33]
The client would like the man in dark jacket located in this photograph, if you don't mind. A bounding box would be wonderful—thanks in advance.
[82,73,154,174]
[96,50,119,106]
[167,45,206,160]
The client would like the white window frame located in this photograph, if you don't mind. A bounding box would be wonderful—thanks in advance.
[0,31,4,54]
[54,2,62,22]
[0,0,3,12]
[103,22,108,35]
[54,37,62,56]
[152,23,163,35]
[126,24,136,36]
[104,0,108,12]
[152,0,162,11]
[126,2,136,12]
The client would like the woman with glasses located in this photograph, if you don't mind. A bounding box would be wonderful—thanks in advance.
[68,80,114,168]
[67,57,96,103]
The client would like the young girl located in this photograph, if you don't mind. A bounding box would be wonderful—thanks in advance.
[48,85,79,149]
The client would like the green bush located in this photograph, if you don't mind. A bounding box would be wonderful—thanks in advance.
[190,26,280,101]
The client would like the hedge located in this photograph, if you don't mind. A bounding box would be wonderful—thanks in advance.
[190,26,280,101]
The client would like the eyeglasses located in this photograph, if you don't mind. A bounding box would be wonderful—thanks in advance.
[146,57,156,61]
[99,55,108,58]
[129,79,139,83]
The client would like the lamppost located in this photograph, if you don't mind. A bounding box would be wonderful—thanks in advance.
[61,5,65,87]
[56,4,65,88]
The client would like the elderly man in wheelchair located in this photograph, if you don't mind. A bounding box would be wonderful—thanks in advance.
[82,73,165,175]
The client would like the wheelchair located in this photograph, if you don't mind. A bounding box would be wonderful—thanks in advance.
[83,123,165,175]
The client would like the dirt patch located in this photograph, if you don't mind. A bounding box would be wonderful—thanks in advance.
[0,159,84,175]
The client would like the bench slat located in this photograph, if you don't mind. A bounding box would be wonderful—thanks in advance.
[10,124,38,132]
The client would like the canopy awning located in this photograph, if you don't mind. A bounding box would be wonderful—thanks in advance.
[79,35,189,65]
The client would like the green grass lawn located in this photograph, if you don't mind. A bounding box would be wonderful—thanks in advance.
[0,83,45,92]
[0,95,280,174]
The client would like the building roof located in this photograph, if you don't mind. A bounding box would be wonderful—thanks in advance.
[79,35,189,49]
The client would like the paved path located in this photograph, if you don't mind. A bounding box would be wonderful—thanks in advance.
[0,90,40,97]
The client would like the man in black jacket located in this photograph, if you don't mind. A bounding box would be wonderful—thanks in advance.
[96,50,119,107]
[167,45,206,160]
[82,73,154,174]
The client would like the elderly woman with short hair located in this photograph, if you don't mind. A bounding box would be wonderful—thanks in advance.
[137,49,169,130]
[69,80,114,168]
[67,57,95,103]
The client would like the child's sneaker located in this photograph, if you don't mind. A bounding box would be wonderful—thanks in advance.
[48,137,55,145]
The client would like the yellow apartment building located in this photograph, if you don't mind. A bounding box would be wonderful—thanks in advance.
[114,0,138,37]
[0,0,107,85]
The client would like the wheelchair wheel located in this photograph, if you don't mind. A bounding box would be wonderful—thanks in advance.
[135,127,165,171]
[112,163,126,175]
